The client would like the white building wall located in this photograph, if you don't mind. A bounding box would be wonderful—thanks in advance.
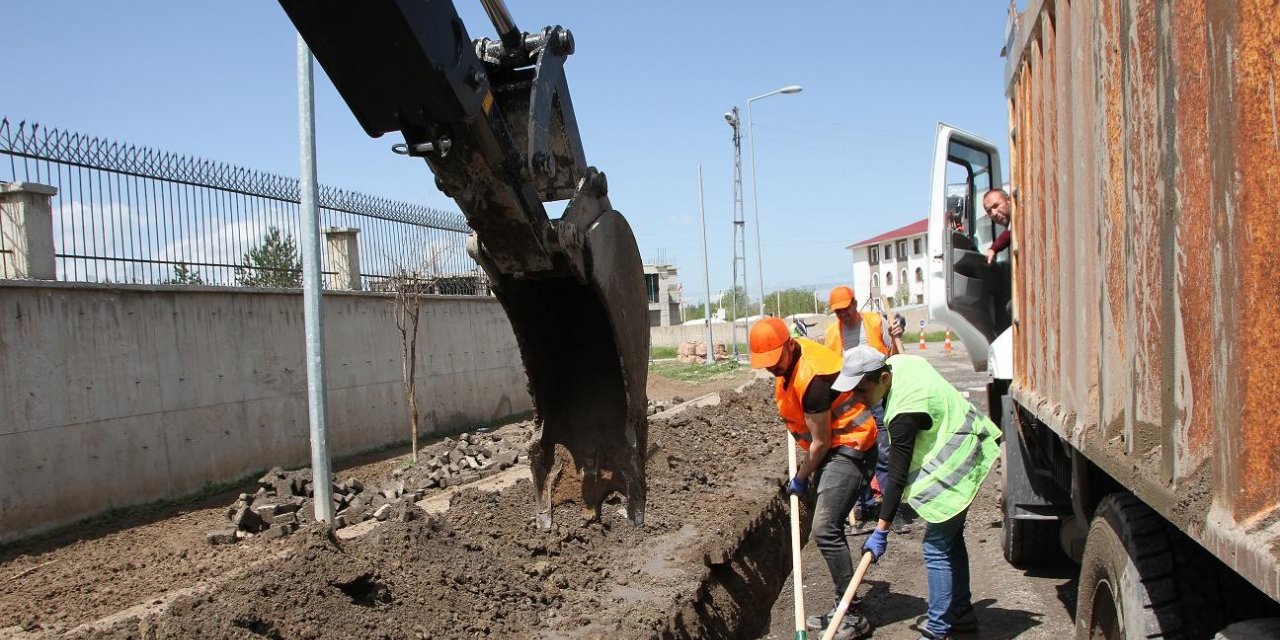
[849,232,931,310]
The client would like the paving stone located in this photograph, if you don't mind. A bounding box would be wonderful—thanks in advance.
[273,479,294,498]
[448,449,464,464]
[272,512,299,526]
[253,504,281,519]
[206,529,238,545]
[261,524,291,541]
[258,466,285,489]
[494,451,519,468]
[373,504,391,521]
[346,478,364,494]
[232,506,267,533]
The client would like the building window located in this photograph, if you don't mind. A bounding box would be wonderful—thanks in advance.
[896,240,908,260]
[886,271,894,286]
[644,274,659,304]
[915,267,923,283]
[916,294,924,304]
[871,273,879,289]
[900,270,908,290]
[913,238,922,255]
[869,245,879,265]
[884,243,893,260]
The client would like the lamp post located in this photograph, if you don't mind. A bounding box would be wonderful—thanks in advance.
[746,84,802,316]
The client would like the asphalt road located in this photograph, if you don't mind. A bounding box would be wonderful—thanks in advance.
[758,343,1079,640]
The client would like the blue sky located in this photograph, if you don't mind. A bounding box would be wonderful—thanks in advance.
[3,1,1012,304]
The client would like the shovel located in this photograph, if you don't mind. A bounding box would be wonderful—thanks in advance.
[786,431,809,639]
[820,551,875,640]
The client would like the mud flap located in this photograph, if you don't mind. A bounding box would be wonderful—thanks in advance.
[469,169,648,528]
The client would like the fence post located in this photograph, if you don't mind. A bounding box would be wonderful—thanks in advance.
[323,227,361,290]
[0,182,58,280]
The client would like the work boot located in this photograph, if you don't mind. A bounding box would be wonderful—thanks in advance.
[830,613,873,640]
[806,605,872,639]
[846,507,872,535]
[889,517,912,534]
[949,605,978,634]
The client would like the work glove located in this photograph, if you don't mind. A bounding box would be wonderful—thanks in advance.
[862,527,889,562]
[785,476,808,499]
[890,314,906,338]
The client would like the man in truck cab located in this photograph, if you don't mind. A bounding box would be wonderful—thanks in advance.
[981,188,1012,265]
[823,285,911,534]
[749,317,878,640]
[835,345,1001,640]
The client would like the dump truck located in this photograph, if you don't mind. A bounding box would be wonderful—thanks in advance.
[928,1,1280,637]
[278,0,649,528]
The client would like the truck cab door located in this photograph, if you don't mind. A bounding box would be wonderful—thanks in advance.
[927,124,1005,371]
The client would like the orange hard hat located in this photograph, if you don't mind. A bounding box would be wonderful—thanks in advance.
[749,317,792,368]
[829,286,855,310]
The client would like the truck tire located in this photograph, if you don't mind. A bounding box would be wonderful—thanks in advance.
[1074,493,1220,639]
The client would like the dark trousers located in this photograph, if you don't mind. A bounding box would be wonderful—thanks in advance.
[812,448,872,597]
[856,401,890,515]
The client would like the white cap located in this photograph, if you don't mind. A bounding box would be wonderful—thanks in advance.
[831,345,888,392]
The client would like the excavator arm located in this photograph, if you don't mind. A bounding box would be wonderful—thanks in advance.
[279,0,648,527]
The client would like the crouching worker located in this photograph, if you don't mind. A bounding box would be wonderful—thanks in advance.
[834,345,1001,640]
[748,317,878,640]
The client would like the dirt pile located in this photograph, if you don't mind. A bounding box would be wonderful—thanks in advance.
[87,383,793,639]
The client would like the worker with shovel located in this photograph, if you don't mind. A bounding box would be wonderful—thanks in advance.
[749,317,878,640]
[833,345,1001,640]
[823,285,911,535]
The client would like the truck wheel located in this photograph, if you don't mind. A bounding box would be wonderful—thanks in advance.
[1075,493,1209,639]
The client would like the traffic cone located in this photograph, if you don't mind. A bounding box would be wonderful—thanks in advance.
[918,330,927,350]
[944,329,953,354]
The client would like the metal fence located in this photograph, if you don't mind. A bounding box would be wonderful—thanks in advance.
[0,118,487,293]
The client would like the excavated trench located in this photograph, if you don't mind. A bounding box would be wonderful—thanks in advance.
[59,383,803,639]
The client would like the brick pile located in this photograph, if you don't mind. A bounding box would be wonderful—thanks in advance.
[676,341,728,364]
[207,429,529,545]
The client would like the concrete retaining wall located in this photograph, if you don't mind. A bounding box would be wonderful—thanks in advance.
[0,281,531,543]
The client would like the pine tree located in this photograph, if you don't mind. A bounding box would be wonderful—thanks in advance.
[235,226,302,288]
[164,261,205,285]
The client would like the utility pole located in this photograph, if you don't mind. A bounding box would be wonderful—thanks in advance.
[297,35,333,524]
[724,107,749,359]
[697,165,714,365]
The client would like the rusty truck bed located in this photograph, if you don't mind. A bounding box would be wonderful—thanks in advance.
[1004,0,1280,601]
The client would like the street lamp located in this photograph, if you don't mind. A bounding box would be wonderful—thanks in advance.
[747,84,802,316]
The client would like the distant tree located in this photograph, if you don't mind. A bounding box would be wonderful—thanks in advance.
[717,286,753,320]
[235,226,302,288]
[769,288,824,317]
[163,262,205,285]
[683,303,707,321]
[893,286,911,308]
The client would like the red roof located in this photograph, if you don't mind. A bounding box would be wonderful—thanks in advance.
[846,218,927,249]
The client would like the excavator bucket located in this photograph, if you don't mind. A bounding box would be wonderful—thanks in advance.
[279,0,649,526]
[469,170,648,527]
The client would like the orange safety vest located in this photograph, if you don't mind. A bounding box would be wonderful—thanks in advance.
[824,311,889,355]
[775,339,878,452]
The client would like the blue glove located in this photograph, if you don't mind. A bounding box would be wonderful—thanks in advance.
[863,527,889,562]
[785,476,808,498]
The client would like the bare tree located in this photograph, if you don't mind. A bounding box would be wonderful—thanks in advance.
[393,271,424,463]
[389,243,458,463]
